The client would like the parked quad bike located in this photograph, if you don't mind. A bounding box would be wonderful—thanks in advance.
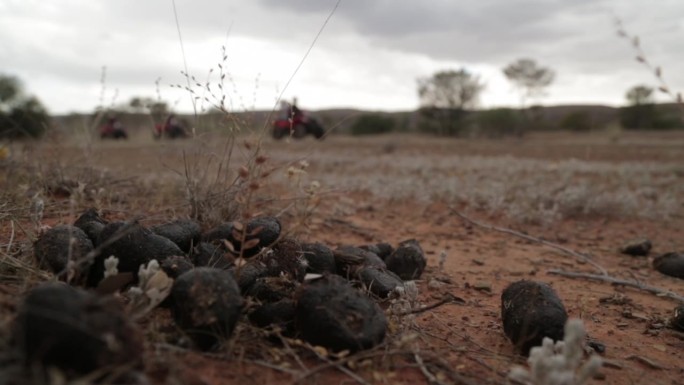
[99,123,128,139]
[154,123,188,139]
[272,113,325,140]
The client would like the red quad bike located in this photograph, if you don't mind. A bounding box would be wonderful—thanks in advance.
[272,111,325,140]
[99,120,128,139]
[154,121,188,139]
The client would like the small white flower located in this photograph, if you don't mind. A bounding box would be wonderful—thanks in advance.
[137,259,160,282]
[104,256,119,278]
[30,194,44,228]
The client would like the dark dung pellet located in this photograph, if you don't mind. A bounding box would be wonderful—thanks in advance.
[230,261,270,293]
[653,252,684,279]
[295,275,387,352]
[248,299,296,330]
[160,255,194,279]
[230,238,306,293]
[73,208,108,244]
[202,222,234,245]
[301,242,336,274]
[334,246,386,277]
[88,221,183,287]
[357,265,404,298]
[245,277,298,331]
[170,267,243,350]
[242,216,281,252]
[619,238,652,257]
[268,238,307,281]
[247,276,298,303]
[33,225,93,281]
[359,242,395,260]
[152,219,201,253]
[191,242,235,269]
[501,280,568,355]
[11,283,142,379]
[385,239,427,280]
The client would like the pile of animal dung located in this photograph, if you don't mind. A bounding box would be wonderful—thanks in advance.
[13,208,428,382]
[16,210,683,382]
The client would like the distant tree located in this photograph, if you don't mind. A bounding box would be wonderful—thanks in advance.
[503,58,555,107]
[0,74,50,138]
[417,68,485,136]
[620,85,656,129]
[128,96,155,113]
[418,69,484,110]
[127,96,169,122]
[625,85,654,105]
[350,114,395,135]
[503,59,555,135]
[0,75,21,106]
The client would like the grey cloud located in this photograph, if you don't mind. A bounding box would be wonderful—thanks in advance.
[2,0,683,113]
[258,0,600,41]
[256,0,682,71]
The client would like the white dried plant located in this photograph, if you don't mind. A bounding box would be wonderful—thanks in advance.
[127,259,173,318]
[29,193,44,230]
[304,180,321,196]
[103,255,119,278]
[388,280,420,330]
[286,164,308,181]
[437,249,447,272]
[508,319,602,385]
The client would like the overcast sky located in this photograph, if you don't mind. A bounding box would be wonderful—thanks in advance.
[1,0,682,114]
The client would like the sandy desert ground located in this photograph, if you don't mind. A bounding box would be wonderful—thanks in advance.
[1,129,683,384]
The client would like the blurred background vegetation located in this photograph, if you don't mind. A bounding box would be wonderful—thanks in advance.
[0,74,50,139]
[1,59,682,141]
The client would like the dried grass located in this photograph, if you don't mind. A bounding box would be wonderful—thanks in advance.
[298,149,683,225]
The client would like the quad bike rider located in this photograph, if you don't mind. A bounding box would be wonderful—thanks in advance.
[272,99,325,140]
[154,114,188,139]
[100,116,128,139]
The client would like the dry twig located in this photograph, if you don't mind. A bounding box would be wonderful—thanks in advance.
[453,211,608,276]
[547,269,684,303]
[274,332,309,372]
[307,347,372,385]
[294,346,396,384]
[154,342,300,375]
[625,354,667,370]
[398,293,464,316]
[414,352,447,385]
[615,18,682,105]
[416,353,483,385]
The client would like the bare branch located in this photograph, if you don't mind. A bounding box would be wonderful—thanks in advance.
[414,352,447,385]
[547,269,684,303]
[397,293,465,316]
[453,211,608,276]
